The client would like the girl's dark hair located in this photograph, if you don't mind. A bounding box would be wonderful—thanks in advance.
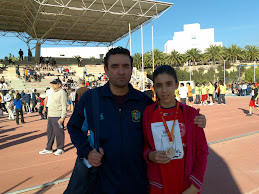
[196,83,199,86]
[16,93,21,100]
[153,65,178,83]
[103,47,133,69]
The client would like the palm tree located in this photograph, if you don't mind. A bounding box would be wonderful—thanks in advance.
[185,48,201,65]
[223,44,244,63]
[165,50,183,66]
[245,45,259,62]
[132,53,142,70]
[199,53,209,65]
[204,45,224,65]
[148,49,165,68]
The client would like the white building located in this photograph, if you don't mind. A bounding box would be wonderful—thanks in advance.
[41,47,111,59]
[164,23,222,54]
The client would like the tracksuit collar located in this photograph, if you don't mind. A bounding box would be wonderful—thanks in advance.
[100,82,139,100]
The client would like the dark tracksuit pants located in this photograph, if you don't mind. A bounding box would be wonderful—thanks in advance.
[32,101,37,112]
[38,106,44,118]
[44,107,48,119]
[46,117,64,150]
[15,109,24,124]
[218,94,226,104]
[195,95,201,104]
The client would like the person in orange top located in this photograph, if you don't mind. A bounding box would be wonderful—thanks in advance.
[186,82,193,107]
[133,82,140,91]
[151,86,157,101]
[24,68,28,81]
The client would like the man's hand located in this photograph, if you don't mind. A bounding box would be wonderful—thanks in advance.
[182,184,199,194]
[194,108,206,128]
[148,151,171,164]
[58,118,65,125]
[43,107,46,113]
[88,148,104,167]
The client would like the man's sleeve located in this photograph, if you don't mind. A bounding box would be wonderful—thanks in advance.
[61,91,67,118]
[75,91,79,105]
[67,92,92,158]
[144,93,154,106]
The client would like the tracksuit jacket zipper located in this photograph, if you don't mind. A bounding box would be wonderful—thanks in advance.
[119,108,125,190]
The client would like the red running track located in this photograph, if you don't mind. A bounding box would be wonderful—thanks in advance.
[0,96,258,194]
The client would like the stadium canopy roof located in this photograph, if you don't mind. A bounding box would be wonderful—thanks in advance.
[0,0,173,46]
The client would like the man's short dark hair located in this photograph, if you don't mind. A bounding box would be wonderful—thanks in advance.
[103,47,133,69]
[187,82,190,85]
[181,83,184,86]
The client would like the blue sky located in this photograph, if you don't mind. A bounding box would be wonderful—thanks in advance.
[0,0,258,59]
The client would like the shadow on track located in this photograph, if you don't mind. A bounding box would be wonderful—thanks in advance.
[34,170,73,194]
[2,177,33,193]
[0,131,47,150]
[202,148,241,194]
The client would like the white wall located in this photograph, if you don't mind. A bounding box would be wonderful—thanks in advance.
[41,47,111,58]
[164,23,223,54]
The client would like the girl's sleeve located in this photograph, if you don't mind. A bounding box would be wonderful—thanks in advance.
[188,111,209,191]
[142,108,152,162]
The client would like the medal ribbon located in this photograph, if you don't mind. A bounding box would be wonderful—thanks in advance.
[158,101,179,143]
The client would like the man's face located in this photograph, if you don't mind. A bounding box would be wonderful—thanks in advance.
[51,83,61,90]
[104,54,132,88]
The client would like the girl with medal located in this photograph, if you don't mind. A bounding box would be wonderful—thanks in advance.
[142,65,209,194]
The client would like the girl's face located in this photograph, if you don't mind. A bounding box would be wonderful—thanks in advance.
[154,73,179,105]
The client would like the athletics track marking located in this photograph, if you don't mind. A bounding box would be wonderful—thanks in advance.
[4,130,259,194]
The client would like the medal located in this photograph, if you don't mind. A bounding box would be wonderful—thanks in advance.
[158,101,179,158]
[166,147,175,158]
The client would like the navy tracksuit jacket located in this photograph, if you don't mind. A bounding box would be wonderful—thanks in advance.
[67,83,153,193]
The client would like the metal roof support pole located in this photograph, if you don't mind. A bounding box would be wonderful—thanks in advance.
[224,60,226,85]
[35,42,41,63]
[141,24,144,92]
[152,25,154,72]
[254,61,256,82]
[129,23,132,55]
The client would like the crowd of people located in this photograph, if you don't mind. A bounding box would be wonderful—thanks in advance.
[230,82,258,96]
[15,64,78,84]
[175,81,227,106]
[8,48,33,63]
[2,46,259,193]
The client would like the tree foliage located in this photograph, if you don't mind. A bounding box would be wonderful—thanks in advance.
[132,44,258,83]
[204,45,224,65]
[185,48,201,65]
[245,45,259,62]
[245,67,259,82]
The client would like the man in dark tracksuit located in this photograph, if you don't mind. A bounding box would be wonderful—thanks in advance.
[68,83,153,193]
[67,47,207,193]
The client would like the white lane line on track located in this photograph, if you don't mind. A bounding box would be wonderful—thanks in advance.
[208,131,259,145]
[4,131,259,194]
[0,157,76,174]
